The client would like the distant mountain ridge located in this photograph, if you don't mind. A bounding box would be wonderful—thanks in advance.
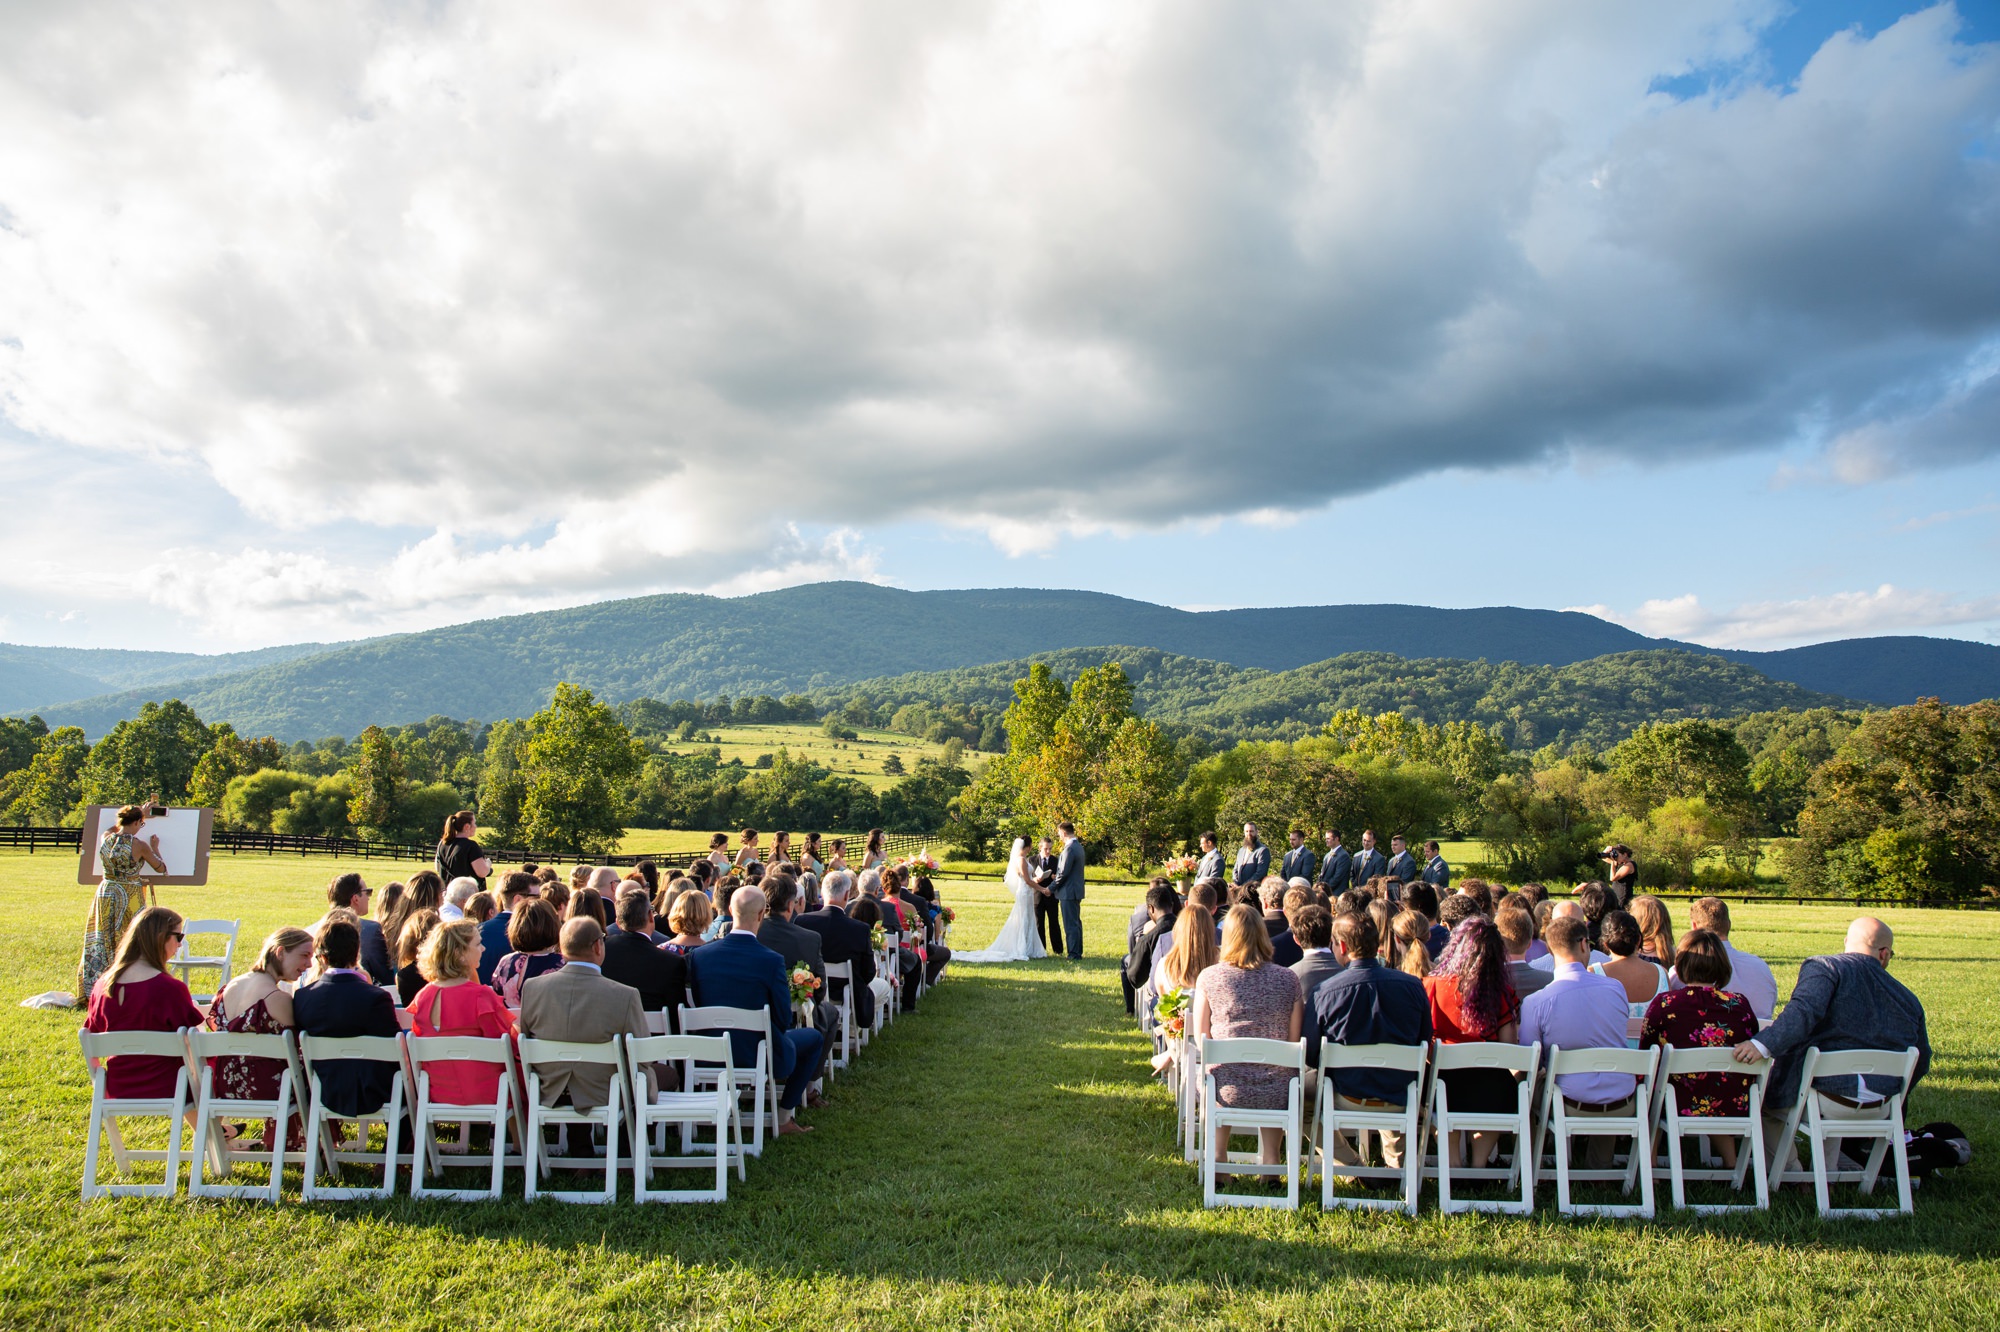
[3,581,1994,739]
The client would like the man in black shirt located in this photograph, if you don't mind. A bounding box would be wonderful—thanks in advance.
[1027,836,1062,956]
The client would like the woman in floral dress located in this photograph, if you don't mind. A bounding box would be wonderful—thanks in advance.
[77,804,168,1000]
[1639,928,1761,1169]
[205,927,315,1152]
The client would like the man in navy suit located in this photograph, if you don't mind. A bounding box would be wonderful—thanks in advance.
[1051,822,1087,961]
[1351,830,1387,889]
[687,886,823,1135]
[292,920,402,1118]
[477,872,538,986]
[1281,829,1316,884]
[324,873,395,986]
[798,870,880,1030]
[1421,840,1451,892]
[1385,835,1418,885]
[1318,831,1352,896]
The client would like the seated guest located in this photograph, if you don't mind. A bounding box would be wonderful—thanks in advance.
[1403,882,1447,958]
[407,921,518,1107]
[206,926,315,1152]
[601,890,689,1021]
[464,891,497,925]
[477,872,538,986]
[1124,880,1166,1016]
[1192,906,1304,1172]
[84,906,204,1116]
[1495,906,1552,999]
[1311,909,1432,1172]
[1437,892,1481,937]
[1259,879,1302,967]
[1143,905,1219,1068]
[294,919,403,1119]
[758,874,833,1091]
[569,864,593,894]
[799,870,884,1029]
[686,888,824,1136]
[544,882,572,917]
[1521,915,1634,1166]
[1288,906,1341,1006]
[395,909,442,1007]
[665,890,713,956]
[380,871,443,974]
[1630,895,1676,973]
[1640,928,1759,1168]
[1424,917,1521,1168]
[896,872,951,986]
[322,872,393,986]
[1590,910,1669,1019]
[1125,882,1182,1015]
[1676,897,1777,1020]
[1525,899,1555,964]
[1389,910,1432,979]
[439,876,480,922]
[1575,882,1610,949]
[519,917,654,1148]
[490,899,565,1008]
[566,886,610,929]
[1529,902,1609,971]
[1733,916,1931,1146]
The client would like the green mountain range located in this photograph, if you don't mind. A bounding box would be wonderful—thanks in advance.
[3,582,1993,740]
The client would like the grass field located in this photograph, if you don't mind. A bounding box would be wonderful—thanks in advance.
[2,846,1997,1330]
[649,721,990,794]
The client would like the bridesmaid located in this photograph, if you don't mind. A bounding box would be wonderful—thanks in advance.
[861,829,887,871]
[78,803,168,1000]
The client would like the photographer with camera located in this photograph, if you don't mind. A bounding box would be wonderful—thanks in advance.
[76,796,169,1000]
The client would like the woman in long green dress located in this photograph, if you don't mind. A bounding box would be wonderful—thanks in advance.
[76,804,167,1000]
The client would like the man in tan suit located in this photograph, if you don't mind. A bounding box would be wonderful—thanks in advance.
[519,918,652,1153]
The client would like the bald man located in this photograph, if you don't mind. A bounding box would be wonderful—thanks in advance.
[1734,916,1930,1135]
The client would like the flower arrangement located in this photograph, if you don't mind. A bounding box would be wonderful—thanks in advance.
[896,850,941,879]
[1154,986,1190,1042]
[789,965,822,1005]
[869,923,887,952]
[1161,854,1199,879]
[939,905,955,926]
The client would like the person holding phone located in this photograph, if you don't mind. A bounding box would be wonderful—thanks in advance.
[76,800,169,1000]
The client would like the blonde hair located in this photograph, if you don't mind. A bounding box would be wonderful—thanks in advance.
[668,891,713,937]
[1630,894,1675,973]
[396,909,442,968]
[1219,904,1274,969]
[104,906,183,991]
[1391,910,1431,978]
[252,926,314,976]
[417,919,480,984]
[1159,904,1218,990]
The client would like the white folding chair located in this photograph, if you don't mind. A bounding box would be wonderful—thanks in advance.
[186,1028,299,1203]
[78,1028,193,1199]
[678,1005,777,1157]
[1535,1045,1658,1218]
[1197,1036,1306,1210]
[626,1034,745,1203]
[823,961,855,1076]
[519,1037,626,1203]
[1176,1037,1203,1163]
[1315,1043,1429,1214]
[880,933,902,1026]
[299,1034,408,1201]
[1652,1046,1772,1213]
[171,920,239,1003]
[1771,1047,1920,1218]
[407,1035,522,1201]
[1425,1041,1541,1215]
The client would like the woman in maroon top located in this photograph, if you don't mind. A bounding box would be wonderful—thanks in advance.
[205,926,315,1152]
[1640,929,1760,1169]
[1422,917,1521,1169]
[84,906,203,1102]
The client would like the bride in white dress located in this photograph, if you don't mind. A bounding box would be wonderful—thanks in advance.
[951,838,1049,963]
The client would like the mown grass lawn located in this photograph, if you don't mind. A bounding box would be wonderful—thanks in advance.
[1,847,1996,1330]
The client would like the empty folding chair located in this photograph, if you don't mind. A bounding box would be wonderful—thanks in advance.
[1197,1036,1307,1210]
[1175,1037,1203,1163]
[1535,1045,1659,1218]
[1771,1046,1921,1218]
[626,1034,745,1203]
[300,1033,408,1201]
[407,1035,522,1201]
[186,1027,300,1203]
[1653,1046,1773,1213]
[78,1028,194,1199]
[678,1005,777,1157]
[1315,1043,1430,1215]
[1425,1040,1542,1215]
[822,961,855,1076]
[171,920,239,1004]
[519,1037,626,1203]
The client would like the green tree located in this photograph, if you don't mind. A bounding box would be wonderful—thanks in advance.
[517,683,643,855]
[188,724,286,813]
[0,726,92,824]
[1606,720,1753,822]
[1478,765,1608,881]
[1608,796,1734,887]
[881,753,905,776]
[1085,717,1188,872]
[274,773,356,838]
[220,769,316,832]
[0,715,49,780]
[346,725,408,839]
[80,699,211,805]
[1002,663,1070,756]
[1214,745,1371,853]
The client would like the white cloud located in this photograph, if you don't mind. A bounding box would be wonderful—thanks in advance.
[1571,584,2000,649]
[0,2,1996,635]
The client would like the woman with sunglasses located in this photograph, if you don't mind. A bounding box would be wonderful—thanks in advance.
[83,906,204,1108]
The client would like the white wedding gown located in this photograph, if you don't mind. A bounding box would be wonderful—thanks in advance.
[952,842,1049,963]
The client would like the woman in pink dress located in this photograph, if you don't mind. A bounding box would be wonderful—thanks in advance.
[1192,906,1303,1172]
[408,919,518,1106]
[84,906,204,1102]
[205,926,315,1151]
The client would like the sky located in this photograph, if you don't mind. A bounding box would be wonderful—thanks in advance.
[2,0,1997,655]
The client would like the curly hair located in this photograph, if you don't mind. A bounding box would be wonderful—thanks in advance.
[1432,916,1514,1036]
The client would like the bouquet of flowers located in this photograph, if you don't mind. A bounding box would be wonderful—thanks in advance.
[789,965,822,1005]
[1154,986,1190,1042]
[938,905,956,926]
[1161,854,1199,879]
[869,923,887,953]
[897,850,941,879]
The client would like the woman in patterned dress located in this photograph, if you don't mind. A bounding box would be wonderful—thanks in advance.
[205,927,315,1152]
[1192,905,1304,1173]
[77,803,168,1000]
[1639,928,1760,1169]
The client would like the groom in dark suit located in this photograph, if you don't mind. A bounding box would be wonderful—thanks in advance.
[1051,822,1086,960]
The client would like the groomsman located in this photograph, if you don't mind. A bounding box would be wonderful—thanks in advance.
[1318,831,1352,895]
[1281,829,1316,883]
[1385,835,1418,884]
[1233,824,1271,886]
[1194,831,1225,883]
[1421,840,1451,891]
[1352,831,1388,894]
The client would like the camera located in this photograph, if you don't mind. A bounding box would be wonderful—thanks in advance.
[148,804,168,817]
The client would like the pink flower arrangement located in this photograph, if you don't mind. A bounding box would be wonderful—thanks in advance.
[789,965,822,1004]
[1161,854,1199,878]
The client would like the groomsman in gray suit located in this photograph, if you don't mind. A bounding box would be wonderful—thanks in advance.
[1194,831,1224,883]
[1281,829,1316,883]
[1051,822,1087,960]
[1385,835,1418,884]
[1352,830,1387,886]
[1318,831,1352,895]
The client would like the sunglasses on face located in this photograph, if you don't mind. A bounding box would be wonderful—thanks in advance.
[169,931,186,941]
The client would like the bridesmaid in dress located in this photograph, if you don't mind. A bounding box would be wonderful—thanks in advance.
[861,829,887,872]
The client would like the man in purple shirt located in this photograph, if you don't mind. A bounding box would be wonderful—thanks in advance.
[1520,915,1634,1166]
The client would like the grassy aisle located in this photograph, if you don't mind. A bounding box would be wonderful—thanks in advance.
[0,854,1997,1328]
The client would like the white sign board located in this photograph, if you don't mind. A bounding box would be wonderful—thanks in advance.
[77,805,214,886]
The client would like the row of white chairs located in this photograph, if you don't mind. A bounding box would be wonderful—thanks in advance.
[1173,1036,1920,1219]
